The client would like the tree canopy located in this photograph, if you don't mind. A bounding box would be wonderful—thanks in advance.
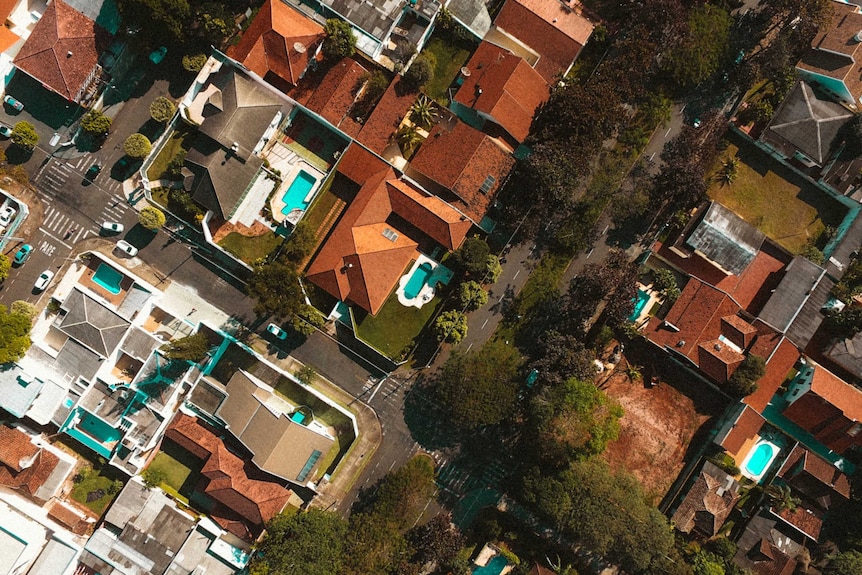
[249,509,348,575]
[11,122,38,151]
[0,304,32,363]
[661,4,732,89]
[458,281,488,311]
[530,331,595,387]
[322,19,355,59]
[124,133,152,158]
[81,110,112,135]
[434,310,468,344]
[161,332,210,362]
[727,354,765,397]
[435,340,522,429]
[403,55,434,91]
[247,262,305,320]
[138,206,166,230]
[0,254,9,282]
[454,237,491,278]
[150,97,177,123]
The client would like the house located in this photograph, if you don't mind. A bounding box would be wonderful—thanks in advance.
[407,117,515,229]
[796,1,862,107]
[306,143,473,315]
[357,77,418,156]
[78,477,250,574]
[12,0,112,104]
[781,363,862,456]
[164,412,294,541]
[760,80,854,168]
[304,57,367,137]
[0,423,75,503]
[825,330,862,380]
[671,461,741,537]
[181,60,291,221]
[227,0,325,94]
[732,513,804,575]
[488,0,594,83]
[451,41,550,145]
[714,404,767,465]
[0,497,83,575]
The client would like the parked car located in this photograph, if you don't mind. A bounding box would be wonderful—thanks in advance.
[85,163,101,181]
[3,95,23,112]
[115,240,138,257]
[266,323,287,340]
[12,244,31,265]
[0,123,12,138]
[149,46,167,64]
[34,270,54,291]
[102,221,124,233]
[0,206,17,227]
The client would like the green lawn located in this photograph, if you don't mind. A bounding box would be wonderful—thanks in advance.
[421,35,474,102]
[708,137,847,254]
[148,452,193,491]
[274,375,354,431]
[69,469,123,515]
[218,231,283,264]
[355,288,443,359]
[147,127,197,181]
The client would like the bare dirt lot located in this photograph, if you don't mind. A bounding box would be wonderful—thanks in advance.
[598,349,727,503]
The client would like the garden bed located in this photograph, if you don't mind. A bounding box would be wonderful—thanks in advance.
[147,127,197,181]
[218,230,283,264]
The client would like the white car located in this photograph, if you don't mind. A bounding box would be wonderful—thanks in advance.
[0,206,16,227]
[266,323,287,340]
[115,240,138,257]
[34,270,54,291]
[102,221,124,234]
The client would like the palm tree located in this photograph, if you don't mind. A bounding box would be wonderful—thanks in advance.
[765,483,800,513]
[397,124,422,155]
[410,95,437,129]
[719,156,739,185]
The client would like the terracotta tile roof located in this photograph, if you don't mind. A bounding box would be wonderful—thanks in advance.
[48,501,92,535]
[0,425,59,500]
[698,339,745,383]
[337,140,390,184]
[719,405,765,454]
[722,315,758,349]
[672,461,739,536]
[307,145,471,314]
[305,58,366,137]
[745,335,799,413]
[796,2,862,103]
[773,505,823,541]
[357,78,416,154]
[227,0,324,88]
[778,444,851,509]
[13,0,112,101]
[493,0,593,82]
[0,26,21,54]
[809,364,862,422]
[164,413,292,539]
[409,120,515,224]
[454,41,549,143]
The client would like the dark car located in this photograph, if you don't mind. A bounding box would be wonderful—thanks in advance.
[85,164,101,181]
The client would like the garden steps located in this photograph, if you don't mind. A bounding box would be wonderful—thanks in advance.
[298,198,346,270]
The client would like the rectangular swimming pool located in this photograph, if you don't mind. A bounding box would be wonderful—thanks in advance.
[281,170,317,215]
[92,263,123,295]
[404,262,433,300]
[628,288,650,322]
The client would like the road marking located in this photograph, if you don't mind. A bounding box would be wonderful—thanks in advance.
[367,376,387,402]
[39,229,72,249]
[665,127,672,137]
[513,269,520,280]
[481,318,488,329]
[602,225,609,235]
[466,342,473,352]
[586,248,594,259]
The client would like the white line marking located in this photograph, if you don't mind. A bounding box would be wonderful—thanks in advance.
[586,248,594,259]
[39,229,72,249]
[481,318,489,329]
[367,377,387,402]
[513,269,520,280]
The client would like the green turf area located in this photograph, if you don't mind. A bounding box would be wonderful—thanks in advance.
[355,288,443,359]
[421,35,474,102]
[708,137,847,254]
[69,469,123,515]
[218,231,283,264]
[147,127,197,181]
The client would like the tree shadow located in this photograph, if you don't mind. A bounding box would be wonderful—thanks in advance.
[124,224,158,247]
[403,375,463,451]
[5,144,32,165]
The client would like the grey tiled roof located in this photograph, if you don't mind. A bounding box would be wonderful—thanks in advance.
[58,288,131,358]
[686,202,765,276]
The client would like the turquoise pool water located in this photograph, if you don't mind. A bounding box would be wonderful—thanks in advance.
[472,555,509,575]
[281,170,316,215]
[404,262,433,299]
[745,442,775,477]
[628,289,650,322]
[92,263,123,295]
[64,409,122,458]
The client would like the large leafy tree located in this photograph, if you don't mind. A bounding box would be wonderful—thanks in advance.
[530,378,623,465]
[454,237,491,278]
[161,332,210,362]
[406,514,464,571]
[149,97,176,123]
[138,206,166,230]
[124,133,152,159]
[322,19,355,59]
[11,122,38,151]
[661,4,731,89]
[435,340,521,429]
[247,262,305,320]
[0,304,32,363]
[81,110,112,135]
[727,354,765,397]
[117,0,190,46]
[249,509,348,575]
[0,254,9,282]
[530,330,595,387]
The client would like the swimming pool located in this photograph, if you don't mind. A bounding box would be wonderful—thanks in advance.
[472,555,509,575]
[741,439,780,482]
[404,262,433,299]
[629,289,650,322]
[92,263,123,295]
[281,170,317,215]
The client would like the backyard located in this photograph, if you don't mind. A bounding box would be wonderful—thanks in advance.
[147,126,197,181]
[420,32,475,102]
[708,136,847,254]
[355,289,443,360]
[218,230,283,263]
[146,439,204,503]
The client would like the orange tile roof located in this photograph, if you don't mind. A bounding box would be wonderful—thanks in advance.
[48,501,92,535]
[0,424,38,471]
[796,2,862,103]
[809,365,862,422]
[719,405,765,454]
[13,0,112,101]
[745,335,799,413]
[0,26,21,54]
[409,120,515,224]
[228,0,324,88]
[307,145,471,314]
[305,58,366,137]
[493,0,593,82]
[698,339,745,383]
[357,78,416,155]
[454,41,549,143]
[774,506,823,541]
[165,413,291,538]
[0,425,59,501]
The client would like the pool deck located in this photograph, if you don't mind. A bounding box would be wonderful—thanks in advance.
[396,254,453,309]
[79,260,133,307]
[267,148,325,225]
[631,282,661,328]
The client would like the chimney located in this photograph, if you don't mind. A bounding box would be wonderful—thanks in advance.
[67,51,73,58]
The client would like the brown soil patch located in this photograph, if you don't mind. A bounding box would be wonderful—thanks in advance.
[598,349,727,502]
[209,217,274,243]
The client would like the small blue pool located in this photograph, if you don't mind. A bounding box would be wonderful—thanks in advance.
[404,262,433,300]
[281,170,317,215]
[473,555,510,575]
[92,263,123,295]
[628,289,650,322]
[745,442,775,477]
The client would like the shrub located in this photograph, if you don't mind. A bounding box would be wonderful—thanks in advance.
[434,310,468,344]
[322,18,355,59]
[295,364,316,385]
[11,122,38,151]
[458,281,488,311]
[80,109,112,135]
[403,55,434,91]
[10,300,37,320]
[124,133,152,159]
[0,254,9,281]
[150,97,176,123]
[142,468,167,489]
[138,206,166,230]
[727,354,765,397]
[182,53,208,72]
[166,150,187,178]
